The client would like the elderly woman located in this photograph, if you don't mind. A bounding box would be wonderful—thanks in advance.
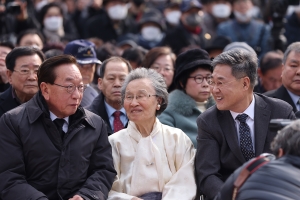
[158,48,215,147]
[108,68,196,200]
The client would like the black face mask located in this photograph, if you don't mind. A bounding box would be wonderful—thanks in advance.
[185,13,202,27]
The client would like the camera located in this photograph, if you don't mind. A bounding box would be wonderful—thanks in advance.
[6,2,21,15]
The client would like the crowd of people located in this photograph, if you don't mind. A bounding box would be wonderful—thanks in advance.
[0,0,300,200]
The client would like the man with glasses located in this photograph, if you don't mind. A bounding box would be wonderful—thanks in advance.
[195,48,296,199]
[87,56,132,135]
[0,46,45,118]
[0,55,116,200]
[64,39,102,107]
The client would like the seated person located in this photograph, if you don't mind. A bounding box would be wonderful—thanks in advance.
[108,68,196,199]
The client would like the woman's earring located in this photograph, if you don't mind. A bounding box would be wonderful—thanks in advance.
[157,104,161,110]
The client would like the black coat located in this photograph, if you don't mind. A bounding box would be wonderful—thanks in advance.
[0,86,21,118]
[215,155,300,200]
[0,91,116,200]
[86,92,128,135]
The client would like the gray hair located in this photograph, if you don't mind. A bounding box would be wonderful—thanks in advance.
[212,49,258,88]
[283,42,300,64]
[271,119,300,157]
[121,68,168,115]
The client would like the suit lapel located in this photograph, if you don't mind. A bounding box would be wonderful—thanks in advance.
[218,110,245,163]
[254,94,271,155]
[274,86,297,112]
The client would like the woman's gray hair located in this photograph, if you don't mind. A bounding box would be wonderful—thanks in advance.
[121,68,168,115]
[271,119,300,157]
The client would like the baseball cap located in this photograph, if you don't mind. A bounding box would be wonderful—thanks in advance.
[64,40,102,65]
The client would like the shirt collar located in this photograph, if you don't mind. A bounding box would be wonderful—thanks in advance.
[287,89,300,107]
[104,100,126,117]
[230,95,255,120]
[49,111,69,124]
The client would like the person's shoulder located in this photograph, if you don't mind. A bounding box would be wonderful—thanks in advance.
[108,128,128,143]
[218,19,233,29]
[255,93,293,110]
[198,105,218,119]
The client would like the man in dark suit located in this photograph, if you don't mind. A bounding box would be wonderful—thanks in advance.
[87,56,132,135]
[195,48,296,199]
[264,42,300,113]
[0,46,45,118]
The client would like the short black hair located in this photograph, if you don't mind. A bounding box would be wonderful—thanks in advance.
[121,47,146,67]
[0,41,15,50]
[38,55,78,88]
[5,46,45,71]
[16,29,45,46]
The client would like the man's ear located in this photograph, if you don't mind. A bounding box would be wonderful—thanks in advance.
[98,78,103,91]
[242,76,251,90]
[6,70,13,84]
[40,82,50,100]
[277,148,284,158]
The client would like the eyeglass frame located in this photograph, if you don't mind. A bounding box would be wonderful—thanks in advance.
[208,77,245,90]
[188,75,213,84]
[52,83,87,94]
[150,65,174,73]
[13,68,39,75]
[124,90,158,102]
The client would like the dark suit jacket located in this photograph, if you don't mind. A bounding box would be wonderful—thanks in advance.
[195,93,295,200]
[86,92,128,135]
[0,86,20,118]
[264,85,297,113]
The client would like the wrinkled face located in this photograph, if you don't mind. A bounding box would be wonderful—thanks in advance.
[259,66,282,91]
[185,68,212,102]
[98,61,129,108]
[282,51,300,96]
[7,54,42,101]
[124,78,160,124]
[211,64,248,112]
[78,63,96,84]
[42,64,83,118]
[18,34,44,50]
[150,55,174,88]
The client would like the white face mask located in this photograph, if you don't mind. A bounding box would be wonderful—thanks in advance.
[212,4,231,18]
[141,26,162,41]
[165,10,181,25]
[44,16,63,31]
[234,10,252,23]
[107,4,128,20]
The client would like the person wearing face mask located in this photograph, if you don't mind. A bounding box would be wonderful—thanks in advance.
[201,0,232,47]
[216,0,271,59]
[163,2,182,30]
[162,0,208,55]
[85,0,139,43]
[39,2,79,44]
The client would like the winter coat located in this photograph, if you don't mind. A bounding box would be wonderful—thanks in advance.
[0,86,21,118]
[158,89,214,147]
[0,91,116,200]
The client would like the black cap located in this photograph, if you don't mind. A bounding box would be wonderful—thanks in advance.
[205,36,231,52]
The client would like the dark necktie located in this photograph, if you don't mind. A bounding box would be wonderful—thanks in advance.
[113,111,124,133]
[54,118,65,140]
[236,114,255,161]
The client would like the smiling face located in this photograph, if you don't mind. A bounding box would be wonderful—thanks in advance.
[184,68,212,102]
[211,64,251,112]
[7,54,42,102]
[282,51,300,96]
[98,60,129,109]
[41,63,83,118]
[124,78,159,126]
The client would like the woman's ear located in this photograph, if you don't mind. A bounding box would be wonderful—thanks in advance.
[277,148,284,158]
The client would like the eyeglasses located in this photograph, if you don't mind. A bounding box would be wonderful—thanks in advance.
[124,90,157,102]
[208,79,240,89]
[189,75,212,84]
[13,69,39,75]
[53,83,87,94]
[150,66,174,73]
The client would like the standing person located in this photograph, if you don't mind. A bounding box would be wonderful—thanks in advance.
[158,48,215,147]
[195,48,295,199]
[108,68,196,199]
[0,41,14,93]
[0,55,116,200]
[64,39,102,107]
[87,57,132,135]
[142,46,176,92]
[0,46,45,118]
[265,42,300,113]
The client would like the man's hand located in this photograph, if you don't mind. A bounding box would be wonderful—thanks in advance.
[69,195,84,200]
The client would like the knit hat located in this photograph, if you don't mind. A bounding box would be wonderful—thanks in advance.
[174,48,212,82]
